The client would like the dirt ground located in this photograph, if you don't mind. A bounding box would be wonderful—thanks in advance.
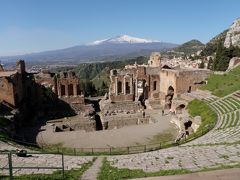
[36,110,179,148]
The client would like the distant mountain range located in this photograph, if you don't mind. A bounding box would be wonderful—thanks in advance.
[0,35,178,64]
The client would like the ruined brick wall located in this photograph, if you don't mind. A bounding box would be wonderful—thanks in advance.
[109,69,135,102]
[60,96,85,104]
[0,65,4,72]
[159,69,211,98]
[176,70,211,94]
[109,65,162,102]
[34,72,55,89]
[105,117,150,130]
[56,72,81,97]
[0,60,40,107]
[109,94,134,102]
[148,52,161,67]
[148,74,160,99]
[0,77,15,106]
[159,70,177,97]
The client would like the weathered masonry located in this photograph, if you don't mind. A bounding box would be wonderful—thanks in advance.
[109,52,211,109]
[0,60,36,107]
[35,70,84,105]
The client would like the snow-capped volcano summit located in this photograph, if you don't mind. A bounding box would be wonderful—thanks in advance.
[89,35,160,45]
[2,35,177,63]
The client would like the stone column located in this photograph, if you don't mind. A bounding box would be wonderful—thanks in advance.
[123,77,126,95]
[135,79,138,101]
[73,83,77,96]
[115,77,118,95]
[130,77,133,94]
[58,83,62,97]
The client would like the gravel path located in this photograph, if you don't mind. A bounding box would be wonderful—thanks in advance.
[81,157,103,180]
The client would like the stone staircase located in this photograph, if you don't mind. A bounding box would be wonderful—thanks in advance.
[186,91,240,145]
[146,99,162,110]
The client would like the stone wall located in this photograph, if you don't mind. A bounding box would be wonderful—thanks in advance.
[0,60,30,107]
[228,57,240,71]
[159,69,211,97]
[109,94,134,102]
[104,117,150,130]
[60,95,85,104]
[0,77,15,106]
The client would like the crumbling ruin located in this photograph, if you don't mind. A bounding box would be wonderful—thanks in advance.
[108,52,211,110]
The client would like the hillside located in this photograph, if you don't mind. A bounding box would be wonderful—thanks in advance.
[1,35,177,64]
[202,66,240,97]
[73,56,148,95]
[201,30,228,56]
[172,39,205,55]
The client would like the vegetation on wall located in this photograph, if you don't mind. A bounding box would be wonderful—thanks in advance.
[74,56,148,96]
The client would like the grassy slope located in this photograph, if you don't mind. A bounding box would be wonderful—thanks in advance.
[187,99,217,135]
[201,66,240,97]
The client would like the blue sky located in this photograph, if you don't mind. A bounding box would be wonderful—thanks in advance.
[0,0,239,56]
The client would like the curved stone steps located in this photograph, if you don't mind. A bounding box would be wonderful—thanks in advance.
[221,99,235,111]
[224,98,238,110]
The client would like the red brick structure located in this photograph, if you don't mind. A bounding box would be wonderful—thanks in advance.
[109,52,211,109]
[0,60,35,107]
[35,70,85,105]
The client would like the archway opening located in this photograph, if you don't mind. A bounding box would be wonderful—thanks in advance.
[117,81,122,94]
[61,85,66,96]
[165,86,174,109]
[68,84,74,96]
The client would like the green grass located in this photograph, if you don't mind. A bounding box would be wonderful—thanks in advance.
[201,66,240,97]
[97,158,191,180]
[0,161,93,180]
[97,159,240,180]
[187,99,217,136]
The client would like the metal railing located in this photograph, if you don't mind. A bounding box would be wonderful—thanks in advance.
[0,125,213,157]
[0,152,64,180]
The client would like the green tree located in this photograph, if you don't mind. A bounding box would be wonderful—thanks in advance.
[207,57,214,70]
